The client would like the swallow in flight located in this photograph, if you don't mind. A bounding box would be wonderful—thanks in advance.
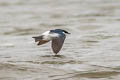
[32,29,70,54]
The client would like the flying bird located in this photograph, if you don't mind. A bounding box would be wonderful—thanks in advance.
[32,29,70,54]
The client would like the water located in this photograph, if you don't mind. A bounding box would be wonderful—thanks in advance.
[0,0,120,80]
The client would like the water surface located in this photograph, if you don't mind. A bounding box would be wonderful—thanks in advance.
[0,0,120,80]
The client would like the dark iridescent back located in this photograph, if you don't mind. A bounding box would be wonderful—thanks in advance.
[50,29,63,34]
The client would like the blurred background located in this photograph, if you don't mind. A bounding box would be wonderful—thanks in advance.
[0,0,120,80]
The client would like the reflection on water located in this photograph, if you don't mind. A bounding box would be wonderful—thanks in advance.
[0,0,120,80]
[41,54,65,58]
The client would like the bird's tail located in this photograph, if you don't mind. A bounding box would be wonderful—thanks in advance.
[32,36,43,42]
[32,36,49,45]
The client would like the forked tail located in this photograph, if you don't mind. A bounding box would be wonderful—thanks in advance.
[32,36,43,42]
[32,36,49,45]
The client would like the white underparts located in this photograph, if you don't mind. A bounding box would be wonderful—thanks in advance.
[42,31,59,40]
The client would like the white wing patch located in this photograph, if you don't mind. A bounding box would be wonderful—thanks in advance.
[42,31,50,35]
[49,33,59,38]
[42,31,59,40]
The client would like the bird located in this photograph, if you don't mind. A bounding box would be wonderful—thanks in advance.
[32,29,70,54]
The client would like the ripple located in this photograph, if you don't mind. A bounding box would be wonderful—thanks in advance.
[41,54,65,58]
[3,28,37,35]
[0,77,16,80]
[0,43,14,48]
[73,71,120,78]
[41,60,82,65]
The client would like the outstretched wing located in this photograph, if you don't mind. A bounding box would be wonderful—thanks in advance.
[52,35,66,54]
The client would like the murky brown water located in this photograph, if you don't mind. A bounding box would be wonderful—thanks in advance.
[0,0,120,80]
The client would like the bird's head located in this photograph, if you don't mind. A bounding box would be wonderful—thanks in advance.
[53,29,70,34]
